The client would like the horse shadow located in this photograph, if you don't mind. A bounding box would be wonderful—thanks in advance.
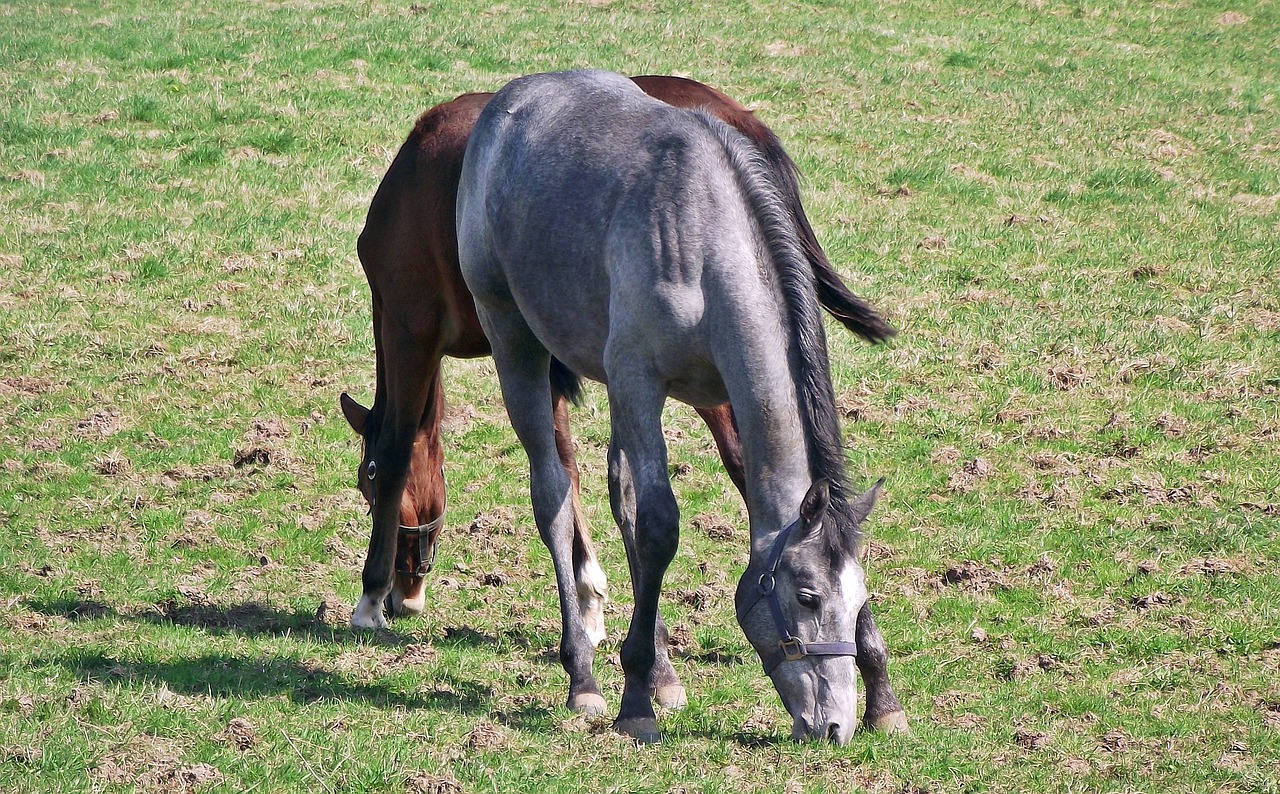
[39,647,490,712]
[27,595,414,646]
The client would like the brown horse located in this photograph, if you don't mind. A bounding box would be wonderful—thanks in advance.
[340,76,907,731]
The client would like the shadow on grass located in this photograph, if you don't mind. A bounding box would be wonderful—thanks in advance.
[25,596,417,646]
[38,647,491,712]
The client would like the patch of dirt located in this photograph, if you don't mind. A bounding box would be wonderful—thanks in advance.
[217,718,258,751]
[1046,363,1088,390]
[74,409,123,440]
[690,513,737,541]
[406,773,463,794]
[940,561,1009,592]
[315,597,352,627]
[466,507,518,537]
[764,40,810,57]
[1014,728,1050,750]
[394,643,437,668]
[947,457,993,492]
[0,376,52,397]
[232,447,287,468]
[244,418,289,443]
[1217,11,1249,26]
[1259,702,1280,729]
[918,234,949,252]
[464,720,507,751]
[1098,729,1131,752]
[162,464,232,484]
[1130,591,1172,610]
[1177,557,1252,577]
[94,451,131,476]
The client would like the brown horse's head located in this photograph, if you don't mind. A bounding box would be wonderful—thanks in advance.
[340,392,444,617]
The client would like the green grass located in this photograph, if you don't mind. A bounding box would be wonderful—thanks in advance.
[2,0,1279,791]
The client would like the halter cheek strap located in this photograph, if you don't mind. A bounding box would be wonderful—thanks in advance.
[736,517,859,676]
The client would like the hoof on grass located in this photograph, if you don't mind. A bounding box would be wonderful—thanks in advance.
[652,685,686,710]
[865,710,909,734]
[567,692,607,716]
[615,717,661,744]
[351,594,389,629]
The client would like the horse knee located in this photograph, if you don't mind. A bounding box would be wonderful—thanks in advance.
[634,492,679,565]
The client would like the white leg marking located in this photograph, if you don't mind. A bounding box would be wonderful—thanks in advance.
[390,587,425,617]
[351,592,389,629]
[576,557,609,647]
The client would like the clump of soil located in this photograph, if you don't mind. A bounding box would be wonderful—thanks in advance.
[406,773,463,794]
[218,717,258,751]
[464,721,507,751]
[315,597,352,627]
[940,561,1009,592]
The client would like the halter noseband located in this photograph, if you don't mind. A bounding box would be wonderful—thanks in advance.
[736,516,859,676]
[396,513,443,580]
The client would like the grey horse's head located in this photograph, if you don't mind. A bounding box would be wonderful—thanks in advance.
[735,478,881,744]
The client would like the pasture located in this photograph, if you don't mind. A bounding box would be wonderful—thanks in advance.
[1,0,1277,791]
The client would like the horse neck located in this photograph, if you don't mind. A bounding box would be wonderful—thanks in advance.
[711,275,818,564]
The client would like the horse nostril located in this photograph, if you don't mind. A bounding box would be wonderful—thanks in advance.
[825,722,842,742]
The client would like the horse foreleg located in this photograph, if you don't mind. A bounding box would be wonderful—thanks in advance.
[386,370,447,618]
[352,345,439,629]
[856,601,910,733]
[553,394,608,648]
[695,404,746,497]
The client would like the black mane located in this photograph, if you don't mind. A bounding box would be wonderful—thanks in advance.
[691,110,864,555]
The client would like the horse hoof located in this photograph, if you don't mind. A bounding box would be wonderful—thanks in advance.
[351,595,389,629]
[567,692,608,715]
[615,717,661,744]
[652,685,687,710]
[389,589,425,617]
[865,710,910,734]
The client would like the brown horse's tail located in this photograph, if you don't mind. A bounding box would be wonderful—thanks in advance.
[550,357,584,406]
[750,129,896,344]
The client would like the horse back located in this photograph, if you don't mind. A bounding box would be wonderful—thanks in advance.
[457,71,781,403]
[359,91,494,358]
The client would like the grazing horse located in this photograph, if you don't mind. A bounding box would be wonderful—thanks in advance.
[456,70,903,743]
[340,75,905,734]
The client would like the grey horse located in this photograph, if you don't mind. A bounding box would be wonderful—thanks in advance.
[457,70,907,743]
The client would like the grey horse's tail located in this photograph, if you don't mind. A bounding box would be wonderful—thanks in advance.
[550,357,584,406]
[742,126,895,344]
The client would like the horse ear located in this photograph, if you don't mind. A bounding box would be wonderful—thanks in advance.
[850,478,885,525]
[794,478,830,542]
[340,392,369,435]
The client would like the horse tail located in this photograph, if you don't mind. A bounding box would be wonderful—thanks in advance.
[689,110,854,519]
[550,357,584,406]
[738,123,896,344]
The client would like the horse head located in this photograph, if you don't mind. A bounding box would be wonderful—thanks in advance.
[340,392,441,617]
[735,478,882,744]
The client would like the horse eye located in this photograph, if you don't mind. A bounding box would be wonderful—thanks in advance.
[797,591,820,610]
[366,460,377,480]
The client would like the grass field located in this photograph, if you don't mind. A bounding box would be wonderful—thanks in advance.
[2,0,1278,791]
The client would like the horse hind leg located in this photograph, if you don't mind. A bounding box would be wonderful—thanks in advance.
[482,314,606,716]
[554,393,608,648]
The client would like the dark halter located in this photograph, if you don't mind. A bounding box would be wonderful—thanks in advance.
[736,516,859,676]
[396,513,442,580]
